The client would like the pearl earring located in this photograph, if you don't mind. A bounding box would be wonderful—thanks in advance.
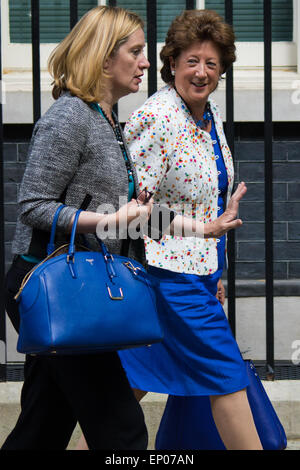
[171,70,175,76]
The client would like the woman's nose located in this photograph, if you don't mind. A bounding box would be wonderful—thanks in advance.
[140,54,150,69]
[195,63,207,78]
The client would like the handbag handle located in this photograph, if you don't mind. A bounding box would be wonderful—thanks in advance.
[66,210,120,288]
[47,207,140,300]
[48,206,114,262]
[67,209,109,263]
[67,209,83,261]
[48,205,92,257]
[47,204,66,255]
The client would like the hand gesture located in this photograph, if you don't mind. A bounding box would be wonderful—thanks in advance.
[205,182,247,238]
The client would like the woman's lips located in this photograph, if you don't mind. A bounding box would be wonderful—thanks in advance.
[192,82,207,88]
[134,75,143,83]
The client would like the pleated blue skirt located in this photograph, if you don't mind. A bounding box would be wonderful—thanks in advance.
[119,265,249,396]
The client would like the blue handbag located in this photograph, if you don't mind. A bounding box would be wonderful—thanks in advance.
[15,205,163,355]
[155,360,287,450]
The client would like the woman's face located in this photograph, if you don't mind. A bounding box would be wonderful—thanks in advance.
[170,40,222,115]
[105,28,149,101]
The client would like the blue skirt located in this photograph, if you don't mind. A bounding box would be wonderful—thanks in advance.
[119,265,249,396]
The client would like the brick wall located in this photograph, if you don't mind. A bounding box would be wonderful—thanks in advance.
[235,141,300,280]
[3,138,300,280]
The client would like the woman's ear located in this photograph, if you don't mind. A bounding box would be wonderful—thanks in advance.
[103,55,114,72]
[103,58,109,71]
[169,56,175,74]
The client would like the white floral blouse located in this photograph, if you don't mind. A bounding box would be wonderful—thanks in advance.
[125,85,234,276]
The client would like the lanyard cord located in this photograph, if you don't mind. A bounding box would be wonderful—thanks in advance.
[90,102,134,185]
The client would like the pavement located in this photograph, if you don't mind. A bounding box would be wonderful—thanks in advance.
[0,381,300,450]
[286,440,300,450]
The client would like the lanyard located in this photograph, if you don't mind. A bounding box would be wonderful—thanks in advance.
[91,102,135,200]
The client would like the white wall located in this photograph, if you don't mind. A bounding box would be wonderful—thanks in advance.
[1,0,300,123]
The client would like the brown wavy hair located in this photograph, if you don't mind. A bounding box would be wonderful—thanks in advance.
[160,9,236,85]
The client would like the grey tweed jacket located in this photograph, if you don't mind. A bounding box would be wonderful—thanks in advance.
[12,91,145,264]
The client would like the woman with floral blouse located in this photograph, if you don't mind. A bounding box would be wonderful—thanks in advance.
[118,10,262,450]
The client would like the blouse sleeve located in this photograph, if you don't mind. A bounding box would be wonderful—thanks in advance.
[124,107,175,194]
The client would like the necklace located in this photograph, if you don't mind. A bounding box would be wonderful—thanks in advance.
[173,86,212,130]
[194,104,213,129]
[97,104,115,128]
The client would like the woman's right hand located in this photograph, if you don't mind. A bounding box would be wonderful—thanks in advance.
[116,198,153,227]
[204,182,247,238]
[74,198,153,236]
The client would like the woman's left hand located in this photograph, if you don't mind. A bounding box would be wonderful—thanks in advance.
[204,182,247,238]
[216,279,225,305]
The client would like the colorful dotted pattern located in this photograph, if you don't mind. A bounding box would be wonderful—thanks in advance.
[125,86,234,275]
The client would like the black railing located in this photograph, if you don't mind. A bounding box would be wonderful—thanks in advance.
[0,3,6,380]
[31,0,41,124]
[70,0,79,28]
[224,0,236,338]
[146,0,157,96]
[0,0,284,381]
[264,0,275,380]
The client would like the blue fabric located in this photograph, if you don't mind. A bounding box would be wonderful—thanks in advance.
[119,265,248,395]
[118,117,248,396]
[21,255,41,264]
[155,361,287,450]
[210,115,227,272]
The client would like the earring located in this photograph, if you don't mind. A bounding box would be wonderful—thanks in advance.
[171,70,175,76]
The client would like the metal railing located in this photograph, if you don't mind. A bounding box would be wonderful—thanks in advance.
[0,3,5,381]
[0,0,277,380]
[264,0,275,379]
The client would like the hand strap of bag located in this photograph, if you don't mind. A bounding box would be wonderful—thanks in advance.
[68,209,83,261]
[68,210,126,299]
[47,204,91,256]
[47,204,66,255]
[48,207,116,269]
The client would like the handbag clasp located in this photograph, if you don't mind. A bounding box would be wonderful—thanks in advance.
[107,285,124,300]
[67,254,74,263]
[123,261,141,276]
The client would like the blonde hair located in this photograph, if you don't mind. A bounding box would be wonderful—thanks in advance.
[48,6,144,102]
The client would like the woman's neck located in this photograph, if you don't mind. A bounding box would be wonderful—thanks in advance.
[173,85,207,121]
[98,100,114,126]
[190,102,207,122]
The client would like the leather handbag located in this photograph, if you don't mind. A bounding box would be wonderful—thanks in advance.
[15,205,163,355]
[155,360,287,450]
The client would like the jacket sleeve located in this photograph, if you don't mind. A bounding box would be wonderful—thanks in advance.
[125,104,178,240]
[18,98,89,233]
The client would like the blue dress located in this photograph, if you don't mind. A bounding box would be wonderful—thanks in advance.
[119,117,248,396]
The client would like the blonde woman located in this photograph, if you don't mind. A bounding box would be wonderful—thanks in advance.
[2,6,151,450]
